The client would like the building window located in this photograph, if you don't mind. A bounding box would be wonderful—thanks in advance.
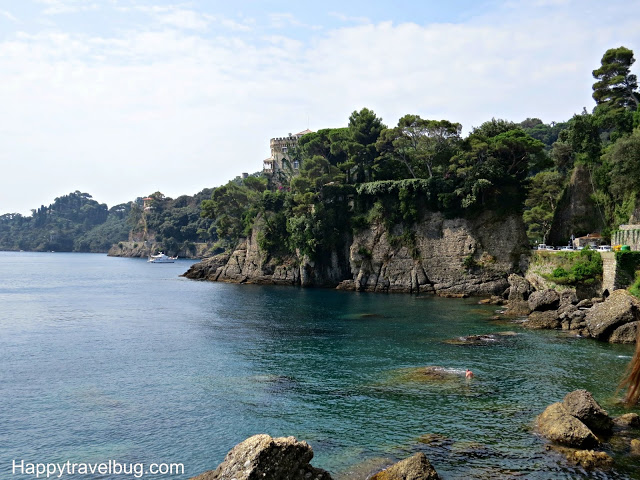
[293,161,300,169]
[282,146,288,153]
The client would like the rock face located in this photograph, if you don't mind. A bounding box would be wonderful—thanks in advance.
[369,453,439,480]
[562,390,613,433]
[537,402,599,448]
[184,211,528,295]
[585,289,640,341]
[190,434,331,480]
[548,164,605,245]
[348,211,526,295]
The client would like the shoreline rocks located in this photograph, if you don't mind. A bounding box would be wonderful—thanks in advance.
[190,435,331,480]
[192,435,442,480]
[503,277,638,344]
[536,389,640,471]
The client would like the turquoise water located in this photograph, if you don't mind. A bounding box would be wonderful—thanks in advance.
[0,252,638,479]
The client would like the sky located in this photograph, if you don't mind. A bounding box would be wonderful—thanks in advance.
[0,0,638,215]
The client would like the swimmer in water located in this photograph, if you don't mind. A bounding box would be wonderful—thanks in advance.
[465,369,474,379]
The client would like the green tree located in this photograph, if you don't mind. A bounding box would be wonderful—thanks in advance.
[347,108,386,183]
[592,46,639,110]
[376,115,461,179]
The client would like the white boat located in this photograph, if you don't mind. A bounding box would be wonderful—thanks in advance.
[148,252,177,263]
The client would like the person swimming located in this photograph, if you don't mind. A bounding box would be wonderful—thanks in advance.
[465,369,474,379]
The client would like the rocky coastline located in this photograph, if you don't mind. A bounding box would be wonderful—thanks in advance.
[502,273,638,344]
[182,211,530,296]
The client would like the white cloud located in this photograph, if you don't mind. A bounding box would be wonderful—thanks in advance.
[0,9,19,22]
[36,0,100,15]
[0,1,638,214]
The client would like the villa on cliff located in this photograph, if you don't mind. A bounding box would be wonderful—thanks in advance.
[263,129,312,183]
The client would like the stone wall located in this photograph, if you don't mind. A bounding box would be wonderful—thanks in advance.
[613,225,640,250]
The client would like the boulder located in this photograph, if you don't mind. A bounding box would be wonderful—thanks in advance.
[505,300,531,316]
[522,311,560,330]
[528,289,560,312]
[562,390,613,433]
[585,289,640,341]
[369,453,439,480]
[609,321,639,344]
[614,413,640,428]
[507,274,531,301]
[190,434,331,480]
[537,402,599,448]
[576,299,593,309]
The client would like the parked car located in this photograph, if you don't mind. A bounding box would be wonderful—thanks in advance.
[544,245,555,251]
[596,245,612,252]
[560,246,574,251]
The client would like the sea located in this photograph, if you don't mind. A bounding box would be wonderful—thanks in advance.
[0,251,638,479]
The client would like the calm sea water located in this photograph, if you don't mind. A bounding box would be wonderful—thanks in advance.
[1,252,638,479]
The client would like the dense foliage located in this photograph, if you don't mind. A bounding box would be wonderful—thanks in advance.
[0,188,216,254]
[197,46,639,263]
[546,248,603,285]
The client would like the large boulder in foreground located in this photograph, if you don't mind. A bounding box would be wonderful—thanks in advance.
[537,402,599,448]
[562,390,613,433]
[528,289,560,312]
[370,453,439,480]
[585,289,640,341]
[190,434,331,480]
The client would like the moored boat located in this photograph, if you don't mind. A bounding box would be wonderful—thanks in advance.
[148,252,177,263]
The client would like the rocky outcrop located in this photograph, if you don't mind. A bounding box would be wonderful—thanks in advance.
[504,274,532,315]
[184,211,528,295]
[585,289,640,341]
[528,289,560,312]
[522,311,560,329]
[537,402,599,448]
[562,390,613,433]
[369,453,439,480]
[609,321,639,344]
[182,252,231,280]
[190,434,331,480]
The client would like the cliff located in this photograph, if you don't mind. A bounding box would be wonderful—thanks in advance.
[548,165,605,245]
[108,241,215,259]
[183,211,529,295]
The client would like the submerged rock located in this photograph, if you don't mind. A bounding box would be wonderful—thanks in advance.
[548,446,614,470]
[562,389,613,433]
[443,332,517,346]
[190,434,331,480]
[369,453,439,480]
[396,366,461,383]
[631,439,640,455]
[537,402,599,448]
[614,413,640,428]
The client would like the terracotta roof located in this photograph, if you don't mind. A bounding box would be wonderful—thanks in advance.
[576,233,602,239]
[295,129,313,136]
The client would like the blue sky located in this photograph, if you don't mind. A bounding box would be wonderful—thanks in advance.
[0,0,637,214]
